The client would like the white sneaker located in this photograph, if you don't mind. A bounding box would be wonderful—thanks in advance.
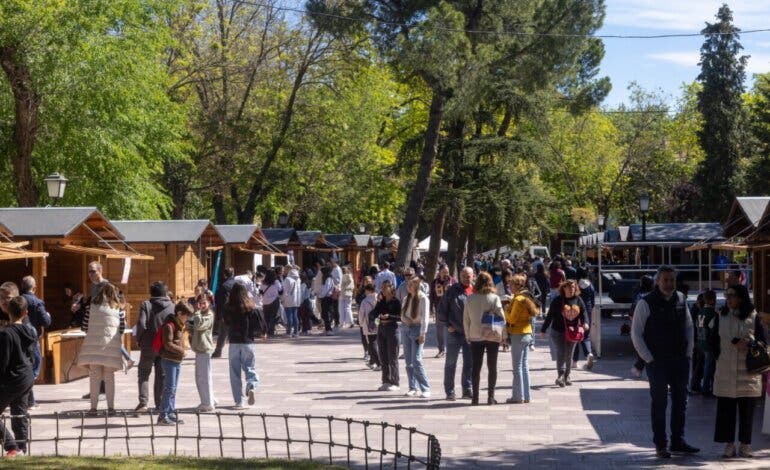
[419,391,431,399]
[196,405,215,412]
[585,354,595,370]
[404,390,417,397]
[233,404,248,410]
[386,385,400,392]
[247,389,255,405]
[377,384,390,391]
[372,365,381,371]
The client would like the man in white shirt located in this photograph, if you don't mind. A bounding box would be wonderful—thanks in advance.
[375,262,397,294]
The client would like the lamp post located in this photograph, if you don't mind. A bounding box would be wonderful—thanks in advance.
[44,172,68,206]
[639,192,650,241]
[358,223,366,234]
[278,211,289,228]
[597,215,605,231]
[578,219,586,263]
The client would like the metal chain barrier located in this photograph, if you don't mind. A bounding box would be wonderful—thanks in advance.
[1,411,441,469]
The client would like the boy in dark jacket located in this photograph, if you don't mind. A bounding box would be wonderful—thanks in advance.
[0,289,36,457]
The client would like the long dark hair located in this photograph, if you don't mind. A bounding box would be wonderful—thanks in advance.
[264,269,277,286]
[228,282,256,313]
[721,284,753,320]
[321,266,332,283]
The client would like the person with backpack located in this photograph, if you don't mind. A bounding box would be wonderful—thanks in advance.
[19,276,50,410]
[281,265,302,337]
[191,293,217,412]
[359,283,380,370]
[710,284,765,458]
[541,280,588,388]
[134,281,174,413]
[225,282,265,409]
[504,273,539,404]
[157,301,193,425]
[212,267,236,358]
[463,272,506,405]
[0,287,36,457]
[78,283,126,416]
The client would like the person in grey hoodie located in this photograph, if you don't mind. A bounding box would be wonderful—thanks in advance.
[282,266,302,337]
[134,281,175,413]
[192,293,217,411]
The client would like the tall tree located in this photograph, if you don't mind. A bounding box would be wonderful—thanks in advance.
[746,72,770,195]
[694,4,747,221]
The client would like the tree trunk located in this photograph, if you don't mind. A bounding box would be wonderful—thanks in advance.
[465,220,477,267]
[213,193,227,224]
[424,203,448,282]
[0,46,39,206]
[395,89,445,269]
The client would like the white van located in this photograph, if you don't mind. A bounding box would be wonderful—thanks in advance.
[529,245,550,259]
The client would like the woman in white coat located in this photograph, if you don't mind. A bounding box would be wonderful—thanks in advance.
[711,284,765,458]
[78,283,125,416]
[338,266,355,327]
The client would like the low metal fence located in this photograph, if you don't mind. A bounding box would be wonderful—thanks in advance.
[1,410,441,469]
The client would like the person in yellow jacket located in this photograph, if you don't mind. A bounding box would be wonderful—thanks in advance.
[504,273,540,404]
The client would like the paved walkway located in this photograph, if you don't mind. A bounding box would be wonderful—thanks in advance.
[29,317,770,468]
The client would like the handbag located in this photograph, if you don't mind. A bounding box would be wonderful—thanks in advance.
[745,340,770,375]
[480,310,505,343]
[562,308,584,343]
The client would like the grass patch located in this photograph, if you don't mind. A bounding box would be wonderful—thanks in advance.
[0,456,342,469]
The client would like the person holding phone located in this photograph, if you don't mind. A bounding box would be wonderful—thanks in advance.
[401,277,431,398]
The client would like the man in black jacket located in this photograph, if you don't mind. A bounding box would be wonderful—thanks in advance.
[0,288,36,457]
[437,267,475,401]
[631,266,699,459]
[20,276,51,409]
[212,267,236,358]
[134,281,174,413]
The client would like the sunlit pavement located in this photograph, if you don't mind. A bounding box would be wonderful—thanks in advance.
[31,317,770,468]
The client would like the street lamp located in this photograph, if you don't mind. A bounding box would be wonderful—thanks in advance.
[44,172,68,205]
[358,223,366,234]
[597,215,605,230]
[278,211,289,228]
[639,192,650,241]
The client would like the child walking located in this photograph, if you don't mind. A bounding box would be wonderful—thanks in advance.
[158,301,193,425]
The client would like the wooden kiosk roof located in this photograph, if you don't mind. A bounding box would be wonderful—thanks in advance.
[214,224,283,255]
[0,207,152,260]
[723,197,770,238]
[112,220,224,246]
[261,228,299,246]
[296,230,341,252]
[324,234,358,249]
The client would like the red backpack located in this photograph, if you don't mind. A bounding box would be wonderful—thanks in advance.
[152,321,174,354]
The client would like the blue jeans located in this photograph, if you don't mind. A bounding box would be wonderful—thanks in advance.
[444,331,472,396]
[160,359,181,421]
[285,307,299,335]
[509,334,532,402]
[228,343,260,405]
[402,325,430,392]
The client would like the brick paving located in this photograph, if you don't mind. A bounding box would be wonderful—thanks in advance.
[28,317,770,468]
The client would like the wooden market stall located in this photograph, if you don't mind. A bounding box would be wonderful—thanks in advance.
[261,228,300,268]
[0,207,153,384]
[295,231,342,270]
[355,234,376,277]
[110,220,224,310]
[214,224,284,275]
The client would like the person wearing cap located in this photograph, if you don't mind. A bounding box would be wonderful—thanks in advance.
[631,266,699,459]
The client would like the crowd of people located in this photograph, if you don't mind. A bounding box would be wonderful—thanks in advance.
[1,252,769,460]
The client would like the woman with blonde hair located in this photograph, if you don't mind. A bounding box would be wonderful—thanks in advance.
[541,280,588,387]
[463,272,506,405]
[339,266,355,328]
[401,276,431,398]
[79,283,125,416]
[504,273,539,404]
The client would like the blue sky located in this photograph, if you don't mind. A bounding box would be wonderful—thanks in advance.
[598,1,770,108]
